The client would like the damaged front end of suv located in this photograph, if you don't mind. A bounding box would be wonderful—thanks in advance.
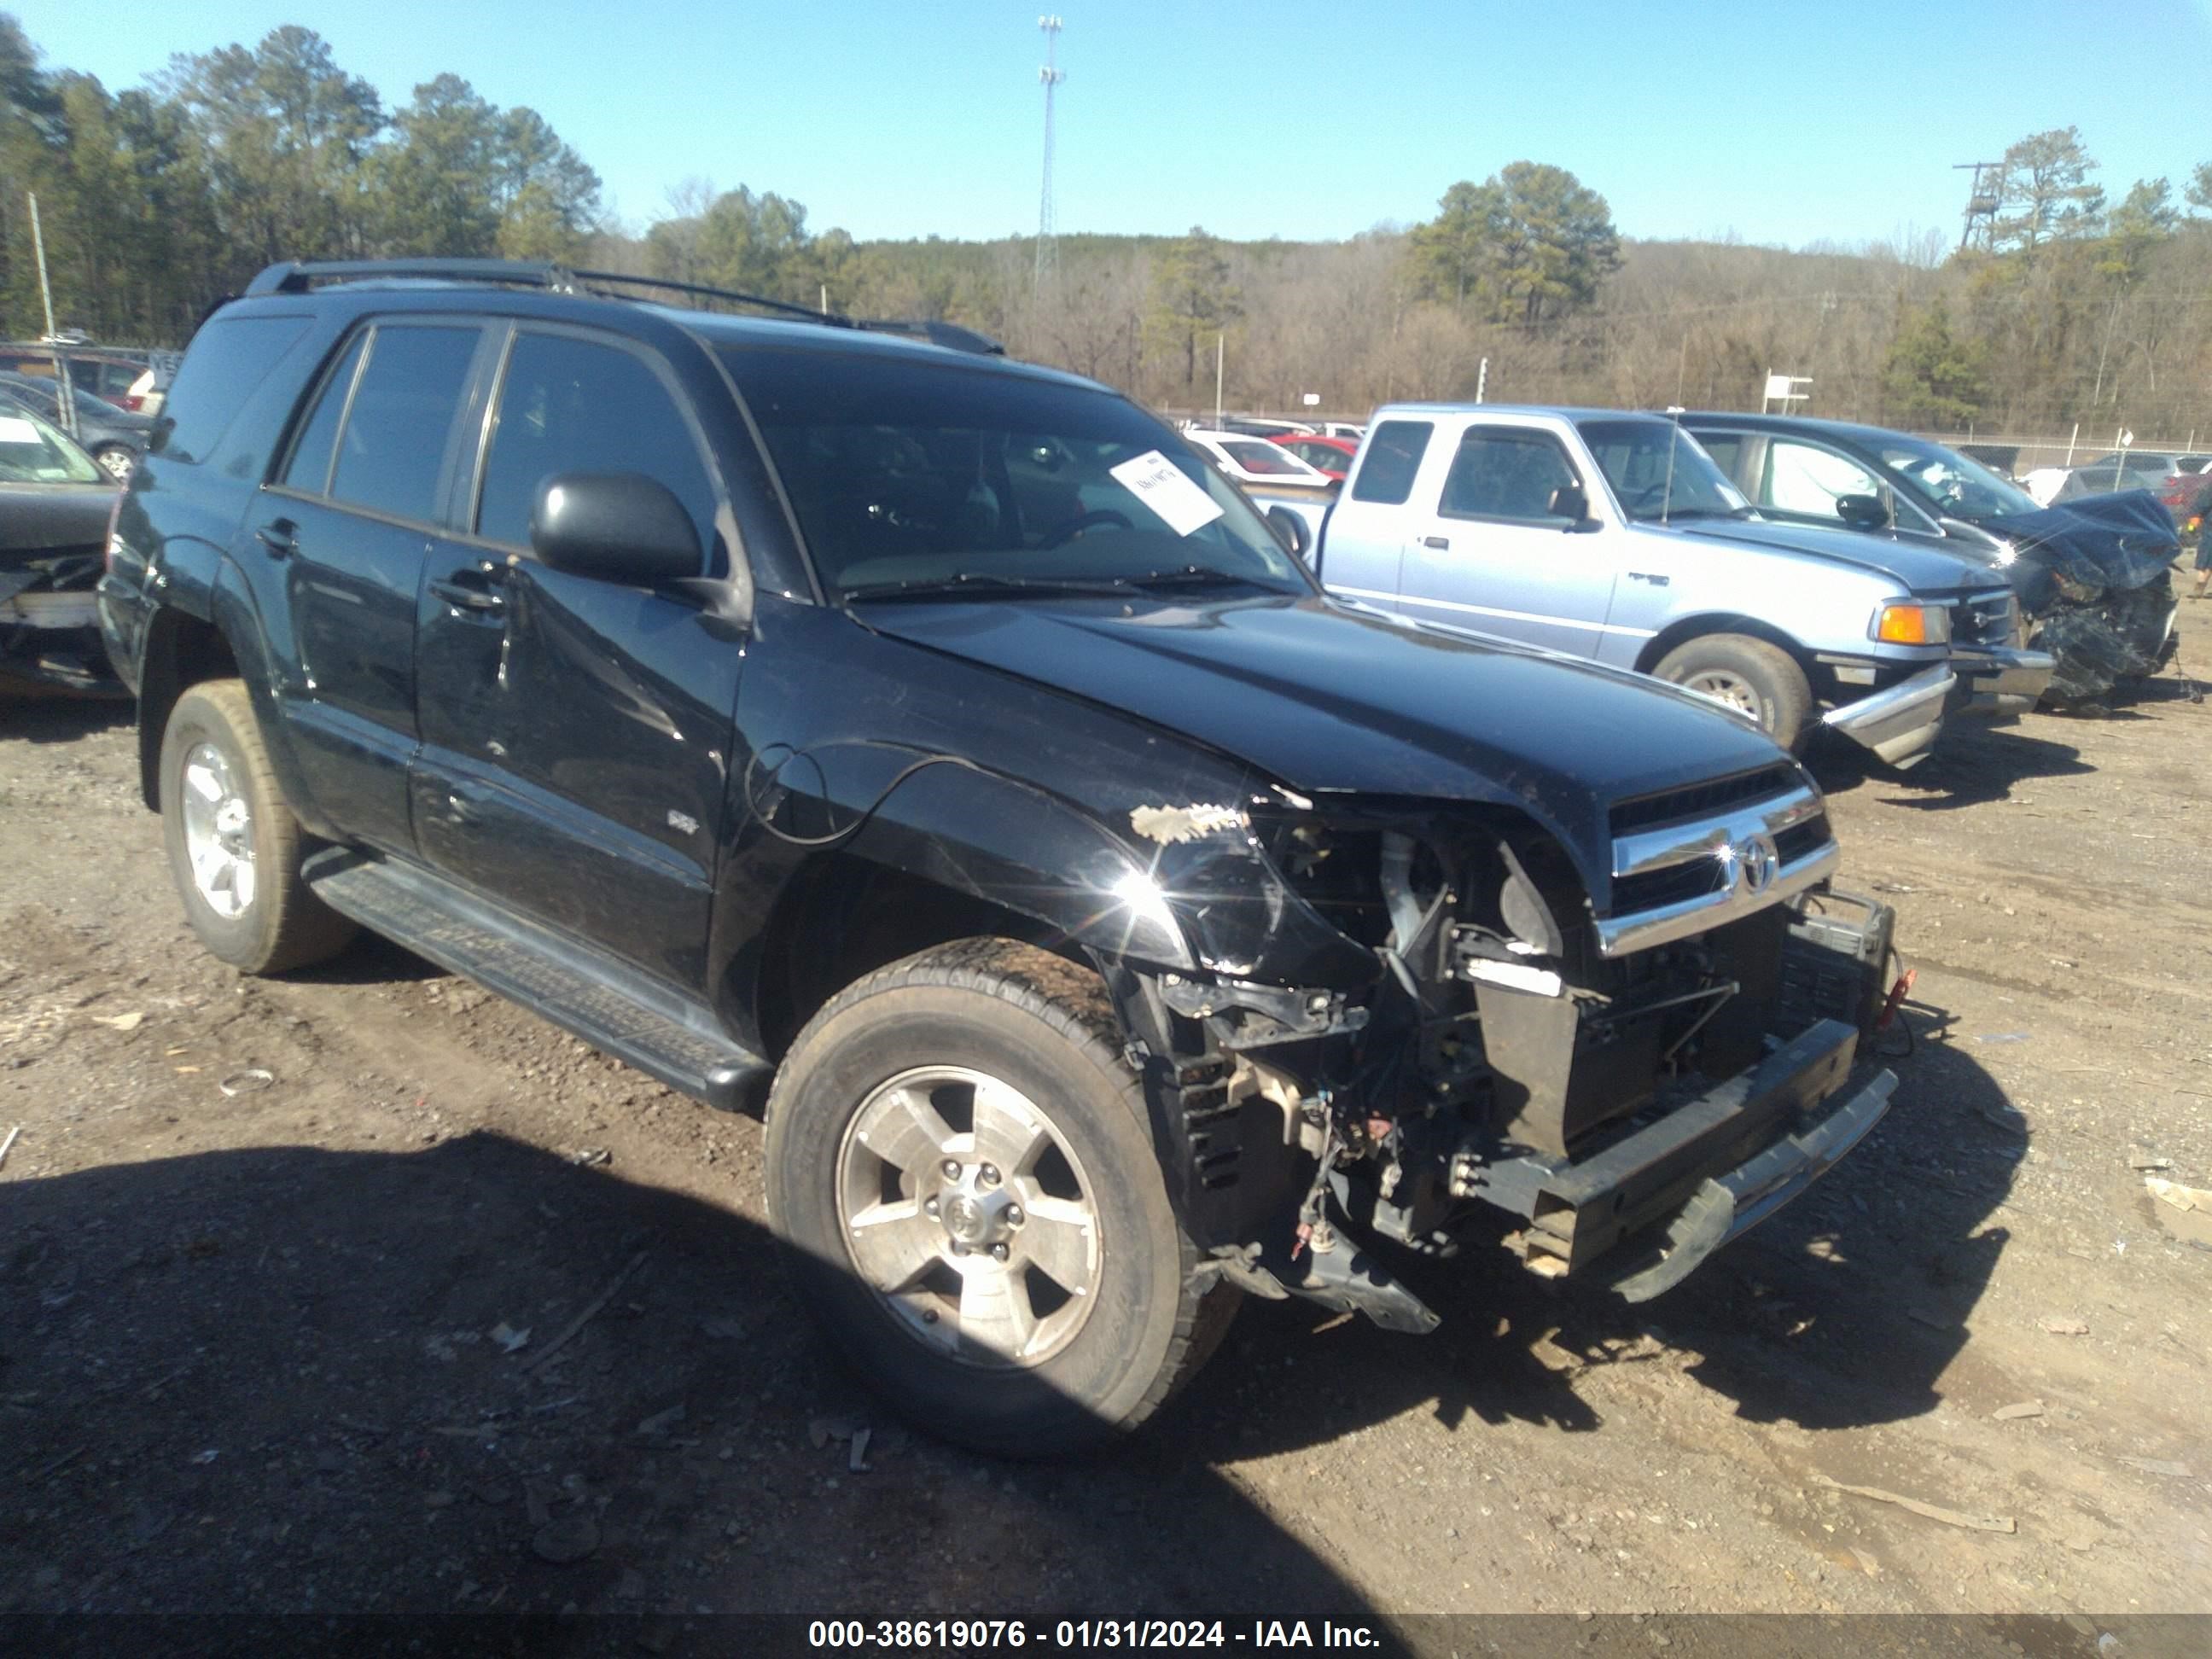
[1097,765,1898,1334]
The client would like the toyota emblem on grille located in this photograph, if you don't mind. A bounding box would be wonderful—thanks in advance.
[1734,832,1779,894]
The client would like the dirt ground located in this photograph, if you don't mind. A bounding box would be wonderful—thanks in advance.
[3,584,2209,1652]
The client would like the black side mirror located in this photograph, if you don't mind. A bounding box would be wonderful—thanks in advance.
[531,473,701,584]
[1265,504,1312,561]
[1548,483,1588,525]
[1835,492,1891,530]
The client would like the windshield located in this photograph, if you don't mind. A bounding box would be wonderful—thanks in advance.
[1575,418,1751,522]
[725,347,1313,602]
[0,399,106,484]
[1218,439,1314,476]
[1875,437,2036,520]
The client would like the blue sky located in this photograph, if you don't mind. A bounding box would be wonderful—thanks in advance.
[13,1,2212,247]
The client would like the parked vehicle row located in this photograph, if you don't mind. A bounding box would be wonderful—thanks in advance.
[0,370,154,479]
[0,393,123,695]
[91,259,1908,1455]
[1244,404,2055,768]
[2021,450,2211,511]
[0,341,180,414]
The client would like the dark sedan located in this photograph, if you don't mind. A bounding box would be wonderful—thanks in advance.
[0,396,123,694]
[1682,410,2180,703]
[0,370,155,480]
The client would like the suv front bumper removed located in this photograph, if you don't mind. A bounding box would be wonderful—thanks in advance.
[1457,1018,1895,1301]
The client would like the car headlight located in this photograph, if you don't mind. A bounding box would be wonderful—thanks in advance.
[1871,602,1952,645]
[1987,538,2017,568]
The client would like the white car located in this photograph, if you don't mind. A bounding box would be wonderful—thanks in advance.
[1183,428,1336,490]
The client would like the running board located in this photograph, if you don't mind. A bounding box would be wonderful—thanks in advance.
[302,849,768,1111]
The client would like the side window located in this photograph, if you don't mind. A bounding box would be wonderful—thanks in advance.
[1439,429,1580,525]
[1349,419,1432,504]
[1692,431,1747,486]
[328,324,480,522]
[280,333,368,495]
[474,332,719,562]
[1761,439,1887,521]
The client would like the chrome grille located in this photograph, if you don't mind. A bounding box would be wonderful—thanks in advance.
[1598,782,1839,958]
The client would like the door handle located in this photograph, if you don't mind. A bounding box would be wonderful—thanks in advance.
[1421,535,1450,550]
[256,521,297,559]
[428,560,509,614]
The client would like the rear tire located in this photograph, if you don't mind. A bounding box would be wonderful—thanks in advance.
[159,678,356,974]
[765,938,1237,1458]
[1653,633,1813,752]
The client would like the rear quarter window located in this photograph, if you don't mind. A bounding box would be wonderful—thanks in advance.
[1349,419,1434,504]
[160,315,313,464]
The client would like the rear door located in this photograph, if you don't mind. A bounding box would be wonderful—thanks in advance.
[246,317,488,852]
[410,323,742,988]
[1393,421,1612,656]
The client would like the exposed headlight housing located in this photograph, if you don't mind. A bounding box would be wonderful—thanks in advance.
[1871,602,1952,645]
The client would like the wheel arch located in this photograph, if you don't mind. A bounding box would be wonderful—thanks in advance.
[742,852,1077,1063]
[137,560,322,835]
[136,607,242,811]
[1634,612,1814,679]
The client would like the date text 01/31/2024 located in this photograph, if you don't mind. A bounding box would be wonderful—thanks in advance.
[807,1621,1384,1650]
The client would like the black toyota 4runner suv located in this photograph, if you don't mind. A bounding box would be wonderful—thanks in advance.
[100,260,1901,1454]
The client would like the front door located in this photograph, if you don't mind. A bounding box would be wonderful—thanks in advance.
[1394,423,1613,656]
[411,324,743,990]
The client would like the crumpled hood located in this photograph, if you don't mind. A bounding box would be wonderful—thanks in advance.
[1669,515,2006,592]
[859,592,1790,835]
[1976,489,2179,604]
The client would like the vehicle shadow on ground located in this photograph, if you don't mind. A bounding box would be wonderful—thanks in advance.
[1167,1004,2017,1460]
[0,1134,1380,1630]
[1807,719,2092,811]
[0,692,132,745]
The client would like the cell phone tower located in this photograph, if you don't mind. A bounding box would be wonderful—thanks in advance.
[1034,15,1065,292]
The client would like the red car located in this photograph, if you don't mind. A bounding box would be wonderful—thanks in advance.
[1274,434,1359,480]
[2157,457,2212,524]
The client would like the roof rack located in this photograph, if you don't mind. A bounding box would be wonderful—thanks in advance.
[239,259,1005,355]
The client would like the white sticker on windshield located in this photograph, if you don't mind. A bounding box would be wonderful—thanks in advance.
[0,416,39,445]
[1109,450,1225,538]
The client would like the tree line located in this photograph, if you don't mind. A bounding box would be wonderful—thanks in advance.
[4,14,2209,443]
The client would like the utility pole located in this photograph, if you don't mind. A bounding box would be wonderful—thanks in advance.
[26,193,77,438]
[1033,16,1065,294]
[1214,333,1225,430]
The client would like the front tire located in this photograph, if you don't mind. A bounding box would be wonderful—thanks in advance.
[159,678,356,974]
[92,445,134,480]
[765,939,1236,1457]
[1653,633,1813,751]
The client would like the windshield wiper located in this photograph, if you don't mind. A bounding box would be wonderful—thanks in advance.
[1650,506,1753,523]
[840,572,1144,603]
[1121,565,1295,593]
[841,567,1295,603]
